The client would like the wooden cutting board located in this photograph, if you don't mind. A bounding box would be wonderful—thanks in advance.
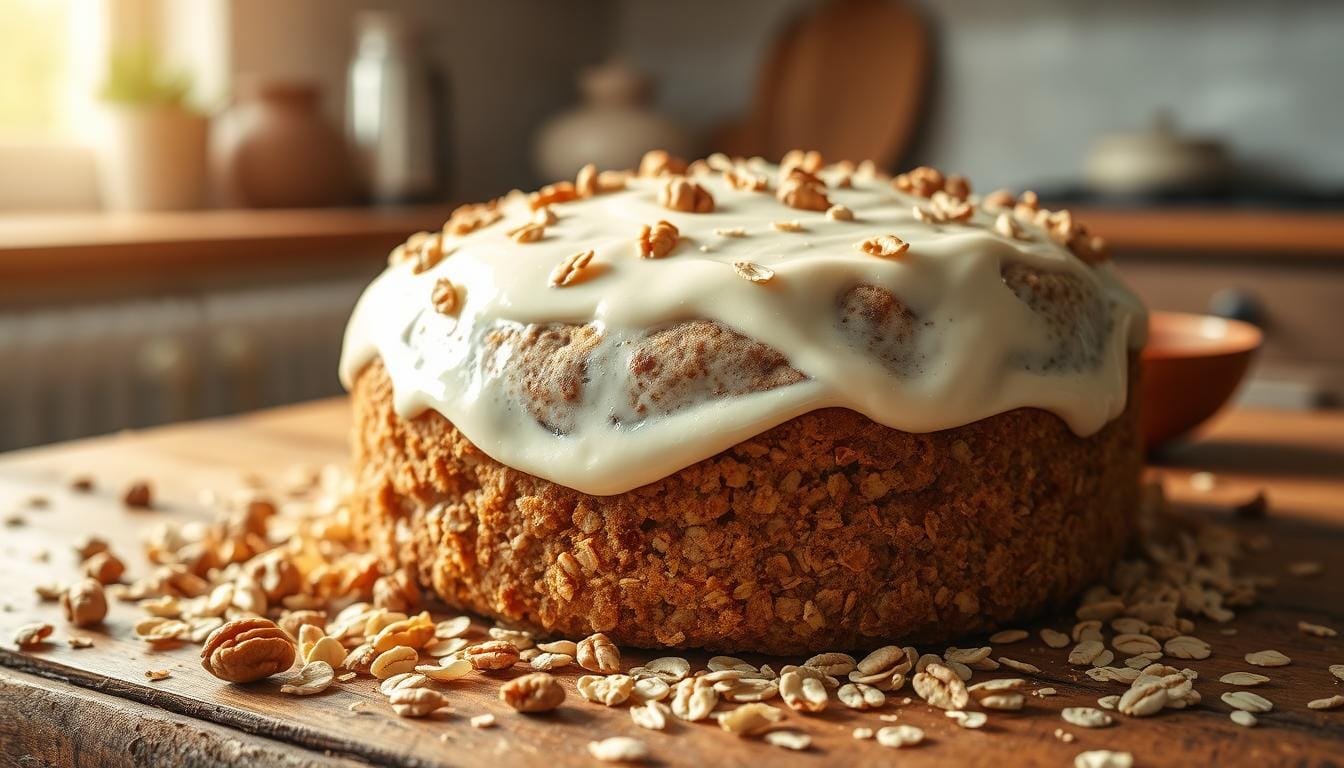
[1,401,1342,767]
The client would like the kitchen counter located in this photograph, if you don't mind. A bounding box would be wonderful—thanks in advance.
[0,400,1342,766]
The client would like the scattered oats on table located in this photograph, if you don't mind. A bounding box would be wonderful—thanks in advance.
[1245,650,1292,667]
[1308,695,1344,711]
[1075,749,1134,768]
[470,713,496,728]
[588,737,648,764]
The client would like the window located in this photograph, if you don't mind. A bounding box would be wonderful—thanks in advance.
[0,0,106,141]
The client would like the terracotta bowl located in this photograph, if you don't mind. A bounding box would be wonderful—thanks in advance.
[1141,310,1262,450]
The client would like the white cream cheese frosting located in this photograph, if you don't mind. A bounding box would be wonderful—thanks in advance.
[340,158,1147,496]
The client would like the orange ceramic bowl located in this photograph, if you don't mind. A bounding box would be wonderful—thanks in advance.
[1140,311,1262,450]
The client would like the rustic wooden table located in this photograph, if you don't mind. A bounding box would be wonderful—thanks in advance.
[1,401,1341,767]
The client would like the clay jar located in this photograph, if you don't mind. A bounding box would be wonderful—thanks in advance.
[217,80,356,208]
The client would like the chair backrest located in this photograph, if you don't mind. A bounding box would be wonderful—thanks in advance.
[718,0,930,169]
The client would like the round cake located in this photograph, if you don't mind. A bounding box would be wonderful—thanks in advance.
[341,151,1147,654]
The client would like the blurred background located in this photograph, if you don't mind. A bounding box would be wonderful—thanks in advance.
[1,0,1342,451]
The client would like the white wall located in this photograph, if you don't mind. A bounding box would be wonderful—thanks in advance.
[227,0,1344,200]
[615,0,1344,192]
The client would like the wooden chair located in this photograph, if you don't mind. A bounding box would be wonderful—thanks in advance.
[711,0,930,170]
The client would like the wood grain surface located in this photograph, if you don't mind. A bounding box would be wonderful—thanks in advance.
[1,400,1342,767]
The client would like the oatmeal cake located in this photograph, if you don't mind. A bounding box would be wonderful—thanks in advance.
[341,151,1147,654]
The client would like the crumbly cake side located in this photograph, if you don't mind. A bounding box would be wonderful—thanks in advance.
[349,357,1141,655]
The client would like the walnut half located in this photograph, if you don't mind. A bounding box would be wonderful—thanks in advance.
[200,617,297,683]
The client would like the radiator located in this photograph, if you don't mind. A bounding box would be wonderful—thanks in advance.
[0,277,368,452]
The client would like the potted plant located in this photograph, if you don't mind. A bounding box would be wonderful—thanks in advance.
[96,48,209,211]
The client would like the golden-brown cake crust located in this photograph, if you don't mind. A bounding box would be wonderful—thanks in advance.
[349,357,1140,655]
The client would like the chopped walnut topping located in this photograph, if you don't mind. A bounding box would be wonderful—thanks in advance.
[596,169,630,192]
[772,220,804,232]
[444,201,502,236]
[507,222,546,244]
[856,235,910,259]
[528,181,578,210]
[724,167,769,191]
[893,166,945,198]
[575,163,598,197]
[657,176,715,213]
[431,278,461,316]
[1013,189,1041,220]
[733,261,775,284]
[826,204,855,221]
[983,189,1016,211]
[714,227,746,238]
[1040,207,1110,264]
[638,149,687,178]
[411,232,452,274]
[549,250,596,287]
[123,480,153,508]
[945,174,971,200]
[780,149,824,176]
[777,168,830,212]
[532,206,557,226]
[930,191,974,222]
[636,220,680,259]
[995,212,1027,240]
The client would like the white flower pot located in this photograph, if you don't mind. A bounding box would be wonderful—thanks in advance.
[98,105,209,211]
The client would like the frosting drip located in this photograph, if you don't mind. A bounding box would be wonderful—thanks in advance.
[340,160,1147,495]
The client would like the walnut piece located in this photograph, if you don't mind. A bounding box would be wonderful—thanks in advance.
[549,250,596,288]
[636,220,680,259]
[61,578,107,627]
[528,181,579,211]
[501,672,567,712]
[657,177,715,213]
[464,639,521,671]
[444,202,502,236]
[912,662,969,710]
[507,222,546,244]
[431,278,461,316]
[724,167,768,191]
[200,617,297,683]
[826,204,855,221]
[638,149,688,178]
[577,632,622,674]
[776,168,830,212]
[893,166,945,198]
[575,163,599,197]
[123,480,153,508]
